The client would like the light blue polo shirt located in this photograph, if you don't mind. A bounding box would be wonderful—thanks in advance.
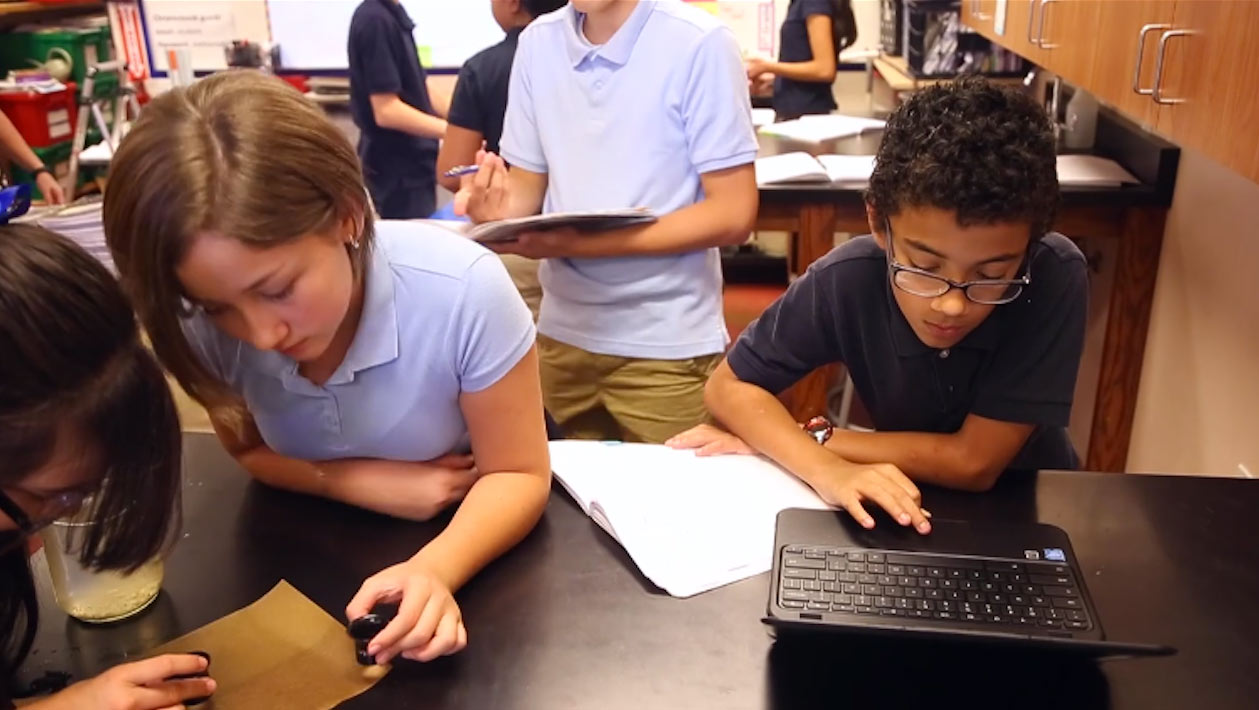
[500,0,758,360]
[183,221,535,462]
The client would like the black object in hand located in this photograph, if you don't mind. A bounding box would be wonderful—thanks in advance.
[347,609,395,666]
[167,650,213,706]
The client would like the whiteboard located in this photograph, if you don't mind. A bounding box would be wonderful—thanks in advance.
[267,0,506,71]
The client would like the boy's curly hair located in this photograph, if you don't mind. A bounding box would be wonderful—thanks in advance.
[866,77,1059,238]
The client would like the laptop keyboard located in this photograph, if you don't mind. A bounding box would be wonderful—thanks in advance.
[778,546,1093,633]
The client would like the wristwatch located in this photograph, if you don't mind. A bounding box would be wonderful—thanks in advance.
[804,415,834,445]
[31,165,52,179]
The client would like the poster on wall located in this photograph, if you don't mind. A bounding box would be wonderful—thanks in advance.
[136,0,271,73]
[685,0,777,58]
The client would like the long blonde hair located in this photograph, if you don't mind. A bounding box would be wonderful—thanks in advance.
[104,70,373,409]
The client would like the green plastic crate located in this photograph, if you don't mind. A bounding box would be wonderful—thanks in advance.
[0,26,117,98]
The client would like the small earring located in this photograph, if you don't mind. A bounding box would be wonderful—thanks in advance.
[350,234,361,250]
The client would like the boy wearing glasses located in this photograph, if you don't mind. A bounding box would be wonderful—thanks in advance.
[668,78,1086,534]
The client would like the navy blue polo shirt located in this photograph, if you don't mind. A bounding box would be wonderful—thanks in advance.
[773,0,838,119]
[447,27,522,155]
[727,233,1089,471]
[348,0,438,209]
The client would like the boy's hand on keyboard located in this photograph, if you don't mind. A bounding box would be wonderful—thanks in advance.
[816,462,932,535]
[665,423,756,456]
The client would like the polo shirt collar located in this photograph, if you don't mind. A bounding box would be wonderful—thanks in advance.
[374,0,415,31]
[885,275,1003,357]
[564,0,654,68]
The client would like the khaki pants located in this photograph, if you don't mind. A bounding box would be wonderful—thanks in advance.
[498,254,541,322]
[538,333,721,444]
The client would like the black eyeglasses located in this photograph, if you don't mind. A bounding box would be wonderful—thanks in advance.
[0,487,86,554]
[884,220,1031,306]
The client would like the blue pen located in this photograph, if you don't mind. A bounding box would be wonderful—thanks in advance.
[443,164,481,178]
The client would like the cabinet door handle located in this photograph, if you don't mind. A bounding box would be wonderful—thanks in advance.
[1027,0,1042,46]
[1152,29,1197,105]
[1038,0,1060,49]
[1132,23,1172,95]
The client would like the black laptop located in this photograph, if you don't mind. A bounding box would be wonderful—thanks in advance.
[764,508,1175,658]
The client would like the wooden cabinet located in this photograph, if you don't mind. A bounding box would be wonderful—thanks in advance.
[968,0,1259,184]
[1154,0,1259,183]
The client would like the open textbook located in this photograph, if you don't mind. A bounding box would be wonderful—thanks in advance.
[756,152,876,186]
[758,113,887,143]
[460,208,657,243]
[548,440,831,598]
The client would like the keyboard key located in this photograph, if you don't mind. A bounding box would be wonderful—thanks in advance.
[785,545,805,554]
[907,566,925,577]
[867,553,885,563]
[868,563,886,574]
[908,609,930,619]
[905,588,923,599]
[1023,607,1039,619]
[881,608,903,617]
[862,584,880,595]
[990,593,1006,604]
[968,570,984,580]
[926,589,943,600]
[895,598,912,610]
[782,590,809,602]
[839,572,857,583]
[934,611,957,621]
[854,595,873,607]
[842,583,860,594]
[1044,586,1078,598]
[1004,583,1019,593]
[989,572,1005,582]
[898,576,915,587]
[939,600,956,612]
[1046,608,1064,619]
[819,571,837,582]
[827,559,847,571]
[887,564,905,576]
[982,582,998,593]
[1030,574,1073,586]
[807,601,830,610]
[858,574,878,584]
[916,600,933,611]
[782,600,805,609]
[808,591,832,603]
[875,597,893,608]
[1052,597,1082,610]
[1024,585,1042,595]
[1031,595,1049,607]
[961,602,977,614]
[961,580,979,591]
[963,613,981,623]
[947,569,964,579]
[927,567,945,578]
[966,592,985,603]
[822,582,838,592]
[784,555,824,569]
[784,569,816,580]
[878,575,897,586]
[803,580,821,591]
[856,606,877,615]
[985,561,1023,573]
[847,552,866,562]
[1067,610,1088,622]
[1039,619,1063,629]
[919,578,937,589]
[848,562,867,573]
[784,578,803,590]
[940,579,958,590]
[1011,595,1027,605]
[1065,620,1090,631]
[803,551,826,560]
[1049,564,1070,575]
[837,594,854,605]
[883,586,903,597]
[946,590,963,601]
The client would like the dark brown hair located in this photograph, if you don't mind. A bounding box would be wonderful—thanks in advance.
[0,224,181,693]
[104,70,374,409]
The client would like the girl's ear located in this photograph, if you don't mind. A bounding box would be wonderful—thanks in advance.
[338,213,363,247]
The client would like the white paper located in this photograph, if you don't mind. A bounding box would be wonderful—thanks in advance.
[751,108,776,128]
[1056,155,1140,186]
[548,441,832,598]
[817,154,876,185]
[759,114,886,143]
[755,152,828,185]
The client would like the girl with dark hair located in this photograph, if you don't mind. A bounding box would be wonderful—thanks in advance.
[747,0,858,120]
[0,198,215,708]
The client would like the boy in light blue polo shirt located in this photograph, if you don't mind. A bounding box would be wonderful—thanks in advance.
[457,0,760,444]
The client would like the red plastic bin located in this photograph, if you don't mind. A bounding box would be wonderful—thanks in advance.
[0,82,78,149]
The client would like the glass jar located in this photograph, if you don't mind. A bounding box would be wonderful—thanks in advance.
[40,514,164,623]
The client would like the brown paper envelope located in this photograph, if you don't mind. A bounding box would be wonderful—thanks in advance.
[148,580,388,709]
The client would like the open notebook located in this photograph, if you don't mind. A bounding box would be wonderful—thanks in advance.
[759,114,886,143]
[548,441,831,598]
[1056,154,1140,186]
[756,152,876,186]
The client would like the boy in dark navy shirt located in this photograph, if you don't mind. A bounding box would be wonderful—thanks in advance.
[348,0,450,218]
[669,79,1087,535]
[436,0,567,192]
